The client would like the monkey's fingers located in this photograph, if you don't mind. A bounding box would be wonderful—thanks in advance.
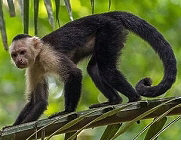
[1,125,13,130]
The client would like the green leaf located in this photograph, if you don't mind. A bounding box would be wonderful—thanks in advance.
[40,129,46,140]
[26,112,77,140]
[100,123,122,140]
[55,0,60,27]
[144,117,167,140]
[46,110,98,140]
[34,0,39,35]
[67,103,132,140]
[44,0,55,30]
[23,0,29,34]
[7,0,16,17]
[111,97,178,140]
[0,0,8,50]
[64,132,77,140]
[133,103,181,140]
[90,0,94,14]
[151,115,181,140]
[108,0,111,11]
[64,0,73,21]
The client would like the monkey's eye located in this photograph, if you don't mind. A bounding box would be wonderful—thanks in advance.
[11,53,17,58]
[20,50,26,55]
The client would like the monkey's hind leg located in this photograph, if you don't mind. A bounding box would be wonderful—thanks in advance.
[95,22,141,103]
[99,69,141,102]
[87,56,122,109]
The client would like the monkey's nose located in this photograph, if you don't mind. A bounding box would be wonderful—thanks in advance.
[18,59,24,64]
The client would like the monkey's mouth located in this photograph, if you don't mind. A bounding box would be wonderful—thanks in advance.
[16,63,27,69]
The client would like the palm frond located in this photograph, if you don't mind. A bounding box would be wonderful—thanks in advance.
[23,0,29,34]
[90,0,94,14]
[1,97,181,140]
[150,115,181,140]
[26,112,77,140]
[44,0,55,30]
[67,104,132,140]
[108,0,111,11]
[111,97,179,140]
[0,0,101,50]
[100,123,122,140]
[7,0,16,17]
[144,117,167,140]
[55,0,60,27]
[133,103,181,140]
[64,0,73,21]
[0,0,8,50]
[64,132,77,140]
[34,0,39,35]
[46,110,97,140]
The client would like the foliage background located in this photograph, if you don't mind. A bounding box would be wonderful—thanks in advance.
[0,0,181,140]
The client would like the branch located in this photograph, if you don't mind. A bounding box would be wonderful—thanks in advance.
[1,97,181,140]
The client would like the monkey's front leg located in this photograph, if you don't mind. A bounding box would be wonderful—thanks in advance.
[13,80,48,126]
[49,64,82,118]
[13,100,47,125]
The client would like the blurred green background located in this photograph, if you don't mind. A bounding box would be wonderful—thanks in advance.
[0,0,181,140]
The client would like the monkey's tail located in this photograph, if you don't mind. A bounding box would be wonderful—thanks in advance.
[107,11,177,97]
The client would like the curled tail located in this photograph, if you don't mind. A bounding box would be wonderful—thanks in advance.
[105,11,177,97]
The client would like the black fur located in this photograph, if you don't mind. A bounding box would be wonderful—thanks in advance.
[13,79,48,125]
[12,34,31,42]
[12,11,177,124]
[42,11,176,98]
[87,55,123,108]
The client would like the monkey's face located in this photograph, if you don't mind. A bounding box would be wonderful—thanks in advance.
[10,48,31,69]
[9,37,41,69]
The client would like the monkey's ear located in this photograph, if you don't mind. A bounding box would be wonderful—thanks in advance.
[32,36,41,49]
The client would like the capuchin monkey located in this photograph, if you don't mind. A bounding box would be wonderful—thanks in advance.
[9,11,176,126]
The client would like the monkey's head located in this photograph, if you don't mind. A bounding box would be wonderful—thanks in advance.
[9,34,42,69]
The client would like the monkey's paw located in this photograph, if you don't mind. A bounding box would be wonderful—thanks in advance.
[128,96,141,103]
[1,125,13,130]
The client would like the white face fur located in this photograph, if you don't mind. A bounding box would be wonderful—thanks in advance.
[9,36,41,69]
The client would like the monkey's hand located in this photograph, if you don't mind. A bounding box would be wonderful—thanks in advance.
[1,125,13,130]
